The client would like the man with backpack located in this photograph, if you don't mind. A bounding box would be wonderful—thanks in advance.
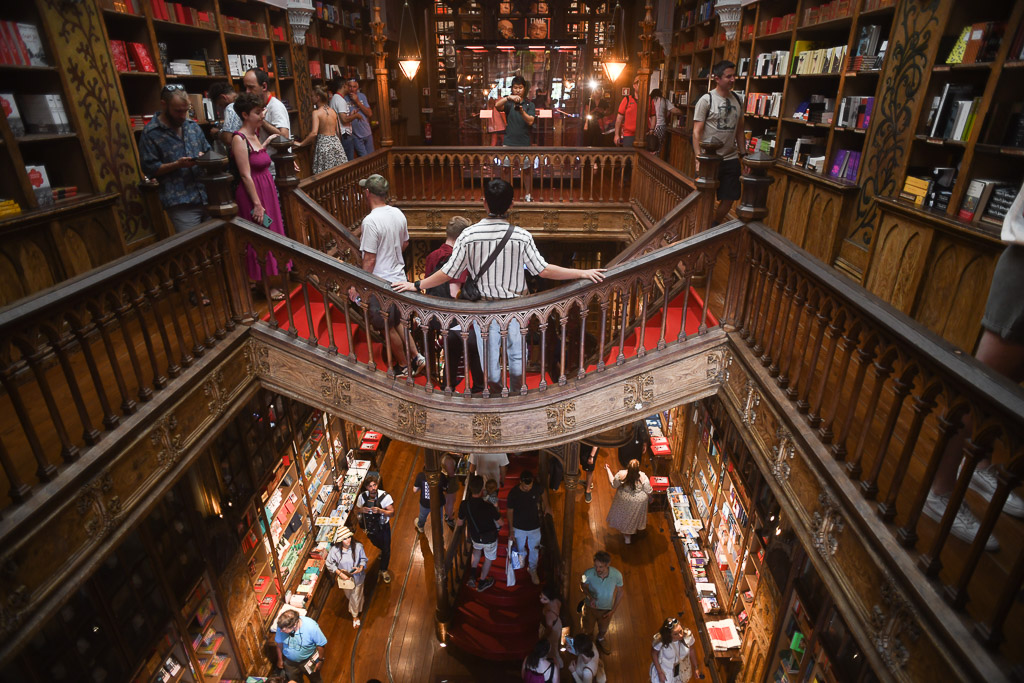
[457,474,503,592]
[423,216,484,393]
[692,60,747,225]
[356,472,395,583]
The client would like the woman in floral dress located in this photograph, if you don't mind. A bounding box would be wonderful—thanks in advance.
[604,458,653,544]
[294,85,348,175]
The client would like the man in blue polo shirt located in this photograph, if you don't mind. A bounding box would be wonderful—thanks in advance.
[274,609,327,682]
[580,549,623,655]
[139,84,211,232]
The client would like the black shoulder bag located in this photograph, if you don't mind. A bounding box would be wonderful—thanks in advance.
[461,222,515,302]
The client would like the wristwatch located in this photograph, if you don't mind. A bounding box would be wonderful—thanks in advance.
[414,279,422,292]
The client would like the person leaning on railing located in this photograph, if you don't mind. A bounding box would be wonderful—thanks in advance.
[391,178,605,394]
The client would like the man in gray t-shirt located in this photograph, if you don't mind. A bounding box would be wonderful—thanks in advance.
[355,174,424,378]
[693,60,746,224]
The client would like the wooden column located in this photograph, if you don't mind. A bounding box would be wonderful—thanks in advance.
[560,441,580,624]
[632,0,656,150]
[425,448,449,623]
[196,151,237,220]
[371,2,394,148]
[271,138,305,244]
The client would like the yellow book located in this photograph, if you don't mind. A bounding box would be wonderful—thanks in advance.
[945,26,970,64]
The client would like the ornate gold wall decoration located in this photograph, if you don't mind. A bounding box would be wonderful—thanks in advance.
[426,209,443,232]
[203,370,228,417]
[870,575,922,678]
[812,489,845,557]
[472,414,502,444]
[76,473,122,539]
[546,400,577,434]
[742,381,761,425]
[583,214,599,232]
[542,211,559,232]
[397,400,427,435]
[770,428,795,483]
[706,351,725,381]
[623,372,655,408]
[320,370,352,407]
[151,414,184,470]
[245,339,271,377]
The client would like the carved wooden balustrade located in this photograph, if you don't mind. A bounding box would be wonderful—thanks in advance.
[733,225,1024,661]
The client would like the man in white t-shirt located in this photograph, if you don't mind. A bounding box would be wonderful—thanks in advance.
[692,60,746,225]
[468,452,509,488]
[221,68,290,177]
[330,78,359,162]
[355,174,425,378]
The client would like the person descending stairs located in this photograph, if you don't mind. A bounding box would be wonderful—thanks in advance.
[448,455,547,661]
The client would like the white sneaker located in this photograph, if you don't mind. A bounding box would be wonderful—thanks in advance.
[922,490,999,551]
[968,466,1024,518]
[524,193,533,202]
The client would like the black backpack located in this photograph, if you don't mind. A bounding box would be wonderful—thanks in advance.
[425,251,453,299]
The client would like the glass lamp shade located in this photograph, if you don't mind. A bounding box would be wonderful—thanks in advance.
[399,59,421,80]
[603,60,627,82]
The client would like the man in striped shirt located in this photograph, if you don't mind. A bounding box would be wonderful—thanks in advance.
[392,179,604,393]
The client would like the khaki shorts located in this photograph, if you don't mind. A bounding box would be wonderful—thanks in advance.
[471,539,498,561]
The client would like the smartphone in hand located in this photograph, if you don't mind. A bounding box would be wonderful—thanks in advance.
[261,213,273,229]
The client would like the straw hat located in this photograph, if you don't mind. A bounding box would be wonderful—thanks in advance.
[333,526,353,543]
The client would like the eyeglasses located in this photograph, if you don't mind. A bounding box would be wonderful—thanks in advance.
[161,84,186,98]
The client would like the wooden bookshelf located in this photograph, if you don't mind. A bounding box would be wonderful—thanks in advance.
[0,4,96,215]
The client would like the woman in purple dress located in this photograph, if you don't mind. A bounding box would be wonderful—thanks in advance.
[231,91,286,301]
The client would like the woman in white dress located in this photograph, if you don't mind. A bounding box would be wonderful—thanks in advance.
[650,617,702,683]
[604,459,653,544]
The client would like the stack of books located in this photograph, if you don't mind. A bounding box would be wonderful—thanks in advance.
[900,174,931,206]
[958,179,1016,225]
[0,199,22,218]
[945,22,1006,65]
[836,96,874,129]
[829,150,861,181]
[980,185,1019,228]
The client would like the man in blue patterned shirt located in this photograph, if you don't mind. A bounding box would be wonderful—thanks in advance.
[140,85,211,232]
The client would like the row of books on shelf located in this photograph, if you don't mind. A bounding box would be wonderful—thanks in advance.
[309,61,350,80]
[99,0,140,13]
[793,94,840,125]
[314,2,365,30]
[925,84,979,140]
[223,15,286,41]
[109,40,156,73]
[1009,22,1024,62]
[836,95,874,129]
[782,136,826,173]
[0,21,47,67]
[945,21,1006,65]
[746,91,782,118]
[227,54,290,78]
[0,92,71,136]
[679,1,715,30]
[147,0,218,30]
[758,13,796,37]
[792,43,846,75]
[801,0,854,28]
[316,35,366,54]
[828,149,861,181]
[752,50,790,77]
[900,170,1020,228]
[851,23,887,71]
[746,132,776,155]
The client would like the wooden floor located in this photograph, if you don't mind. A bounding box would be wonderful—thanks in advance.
[319,440,708,683]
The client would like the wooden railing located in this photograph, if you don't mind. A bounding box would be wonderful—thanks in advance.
[442,520,472,615]
[734,225,1024,652]
[0,222,246,510]
[296,148,388,234]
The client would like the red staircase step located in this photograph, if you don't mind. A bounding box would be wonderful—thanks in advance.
[448,619,538,662]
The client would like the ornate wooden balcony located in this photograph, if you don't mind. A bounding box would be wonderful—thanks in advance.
[0,146,1019,681]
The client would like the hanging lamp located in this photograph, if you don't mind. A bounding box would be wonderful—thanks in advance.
[602,1,628,82]
[397,0,422,80]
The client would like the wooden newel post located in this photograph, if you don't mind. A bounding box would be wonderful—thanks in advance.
[196,150,237,219]
[693,140,722,236]
[633,0,656,150]
[736,151,776,222]
[371,2,393,148]
[270,138,306,244]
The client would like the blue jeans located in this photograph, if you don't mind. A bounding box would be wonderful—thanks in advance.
[341,133,356,161]
[513,526,541,571]
[354,133,373,156]
[417,503,430,529]
[474,317,523,385]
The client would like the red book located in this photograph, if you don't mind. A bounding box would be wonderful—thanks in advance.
[128,42,156,72]
[157,0,170,21]
[0,22,14,65]
[9,22,30,65]
[363,431,382,441]
[173,3,186,24]
[109,40,130,71]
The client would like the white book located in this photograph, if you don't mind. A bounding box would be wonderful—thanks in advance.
[25,165,53,207]
[951,99,973,139]
[227,54,243,77]
[242,54,258,71]
[16,23,47,67]
[49,94,69,133]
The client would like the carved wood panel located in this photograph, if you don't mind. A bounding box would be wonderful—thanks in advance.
[250,332,728,453]
[865,214,934,315]
[779,179,811,248]
[399,206,634,241]
[913,236,997,352]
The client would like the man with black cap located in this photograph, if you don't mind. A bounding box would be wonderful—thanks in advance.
[355,174,425,378]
